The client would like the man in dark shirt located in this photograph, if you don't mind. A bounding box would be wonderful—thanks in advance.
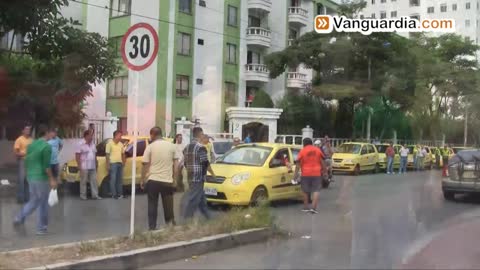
[181,127,216,220]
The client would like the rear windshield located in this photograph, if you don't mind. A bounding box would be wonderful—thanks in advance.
[213,142,233,155]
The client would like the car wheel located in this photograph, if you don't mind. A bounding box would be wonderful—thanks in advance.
[250,186,268,207]
[99,177,111,198]
[443,191,455,201]
[353,165,360,176]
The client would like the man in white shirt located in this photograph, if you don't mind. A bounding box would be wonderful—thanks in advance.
[76,130,101,200]
[141,127,180,230]
[399,145,409,174]
[416,146,426,171]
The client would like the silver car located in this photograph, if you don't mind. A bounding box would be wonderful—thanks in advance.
[442,149,480,200]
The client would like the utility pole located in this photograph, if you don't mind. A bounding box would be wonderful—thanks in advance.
[464,106,468,147]
[366,56,372,141]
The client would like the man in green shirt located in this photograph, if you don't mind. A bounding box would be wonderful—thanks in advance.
[14,125,57,235]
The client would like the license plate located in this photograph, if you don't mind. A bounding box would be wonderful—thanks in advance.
[204,187,218,196]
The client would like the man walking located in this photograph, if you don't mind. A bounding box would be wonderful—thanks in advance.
[182,127,216,221]
[416,145,425,171]
[385,143,395,175]
[399,144,409,174]
[321,136,334,181]
[106,131,125,199]
[13,125,57,235]
[141,127,179,230]
[76,130,101,200]
[47,128,63,183]
[14,125,33,203]
[441,145,450,177]
[295,138,325,214]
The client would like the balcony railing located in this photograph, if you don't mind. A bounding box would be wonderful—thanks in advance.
[287,72,307,89]
[245,64,269,83]
[288,7,308,17]
[246,64,269,73]
[246,27,272,48]
[287,72,307,80]
[248,0,272,12]
[288,7,309,26]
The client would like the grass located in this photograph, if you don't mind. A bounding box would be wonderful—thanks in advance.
[0,205,275,270]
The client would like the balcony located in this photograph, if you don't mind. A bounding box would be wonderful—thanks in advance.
[288,7,309,27]
[287,72,307,89]
[245,64,269,83]
[246,27,272,48]
[248,0,272,13]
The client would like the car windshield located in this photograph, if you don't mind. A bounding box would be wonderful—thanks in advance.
[407,146,415,153]
[376,145,389,153]
[213,142,233,155]
[216,146,272,166]
[337,144,362,154]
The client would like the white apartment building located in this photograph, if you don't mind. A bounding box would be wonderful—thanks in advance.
[362,0,480,43]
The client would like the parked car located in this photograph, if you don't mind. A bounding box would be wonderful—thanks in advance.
[442,149,480,200]
[375,143,401,171]
[204,143,302,206]
[452,146,474,154]
[332,142,380,175]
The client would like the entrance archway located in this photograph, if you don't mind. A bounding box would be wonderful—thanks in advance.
[242,122,269,142]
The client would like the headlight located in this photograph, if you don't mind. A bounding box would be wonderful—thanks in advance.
[379,157,385,163]
[231,172,251,185]
[344,159,353,164]
[62,164,67,172]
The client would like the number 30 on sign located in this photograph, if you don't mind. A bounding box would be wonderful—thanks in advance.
[121,23,159,71]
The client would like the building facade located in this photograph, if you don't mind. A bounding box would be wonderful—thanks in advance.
[78,0,337,137]
[362,0,480,43]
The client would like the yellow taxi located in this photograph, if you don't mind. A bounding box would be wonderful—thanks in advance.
[331,142,380,175]
[376,144,401,171]
[407,145,433,169]
[61,136,172,196]
[204,143,302,206]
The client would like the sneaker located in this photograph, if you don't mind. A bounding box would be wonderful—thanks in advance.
[112,195,119,199]
[94,196,103,200]
[309,209,319,214]
[80,197,87,201]
[119,195,125,199]
[301,208,311,213]
[36,231,48,236]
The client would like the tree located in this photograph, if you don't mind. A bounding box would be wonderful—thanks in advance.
[0,0,118,134]
[251,90,274,108]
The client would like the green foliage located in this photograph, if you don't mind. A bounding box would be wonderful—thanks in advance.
[251,90,274,108]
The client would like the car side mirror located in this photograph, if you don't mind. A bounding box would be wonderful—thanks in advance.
[270,159,283,168]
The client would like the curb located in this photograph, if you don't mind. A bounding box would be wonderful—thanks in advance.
[28,228,271,270]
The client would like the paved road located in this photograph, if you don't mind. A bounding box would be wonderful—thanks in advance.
[148,171,480,269]
[1,170,480,269]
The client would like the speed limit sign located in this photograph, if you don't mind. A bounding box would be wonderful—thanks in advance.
[121,23,159,71]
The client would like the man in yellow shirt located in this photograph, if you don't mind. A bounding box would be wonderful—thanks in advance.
[201,135,214,162]
[141,127,179,230]
[106,130,126,199]
[13,125,33,203]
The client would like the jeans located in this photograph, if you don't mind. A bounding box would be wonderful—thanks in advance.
[387,156,394,174]
[146,180,175,230]
[16,159,29,203]
[181,181,210,221]
[109,163,123,197]
[399,156,408,174]
[15,181,50,233]
[80,169,99,199]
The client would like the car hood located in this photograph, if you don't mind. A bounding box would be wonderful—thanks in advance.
[332,153,359,160]
[210,163,264,178]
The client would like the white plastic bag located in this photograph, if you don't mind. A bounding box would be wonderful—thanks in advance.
[48,189,59,207]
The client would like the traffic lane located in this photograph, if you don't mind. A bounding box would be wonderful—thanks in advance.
[148,171,480,269]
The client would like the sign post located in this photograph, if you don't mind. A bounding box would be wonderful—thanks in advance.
[121,23,159,238]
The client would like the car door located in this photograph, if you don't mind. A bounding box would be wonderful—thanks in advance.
[359,145,369,170]
[288,147,302,196]
[123,139,147,185]
[267,148,292,199]
[365,144,375,169]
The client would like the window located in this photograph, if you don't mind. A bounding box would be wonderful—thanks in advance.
[271,149,291,167]
[467,2,471,9]
[466,19,471,27]
[179,0,192,14]
[381,0,386,2]
[110,0,131,17]
[361,146,367,155]
[391,11,397,17]
[224,82,237,106]
[177,32,191,55]
[367,145,375,154]
[427,6,434,13]
[372,0,375,4]
[410,0,420,6]
[247,51,261,64]
[226,43,237,64]
[108,76,128,97]
[317,3,325,15]
[440,4,447,12]
[118,117,127,135]
[248,16,261,27]
[198,39,204,45]
[176,75,189,97]
[452,3,457,10]
[126,140,147,157]
[371,13,376,18]
[380,11,386,18]
[109,37,122,58]
[289,28,298,40]
[227,5,238,27]
[410,14,420,21]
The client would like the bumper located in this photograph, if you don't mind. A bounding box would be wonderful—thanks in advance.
[204,184,252,206]
[442,179,480,193]
[332,164,356,172]
[61,172,80,183]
